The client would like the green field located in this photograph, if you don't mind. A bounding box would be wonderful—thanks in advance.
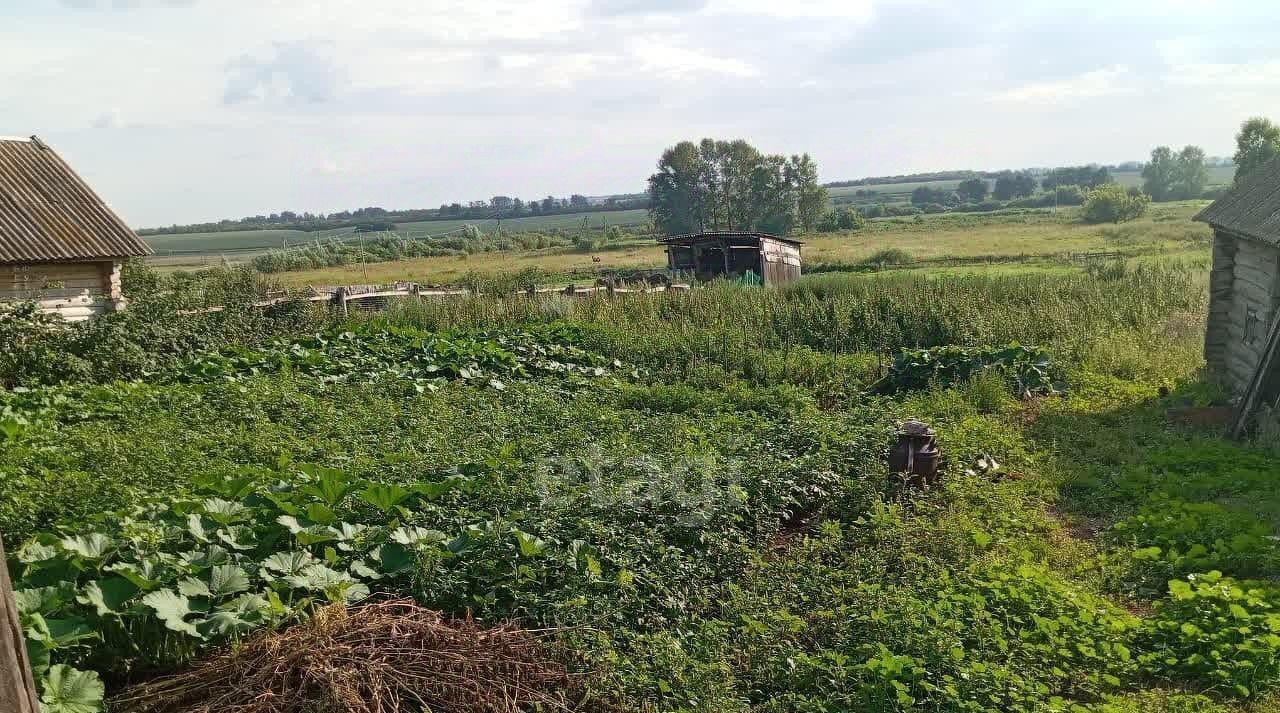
[142,209,653,267]
[271,201,1213,288]
[8,251,1280,711]
[827,179,966,205]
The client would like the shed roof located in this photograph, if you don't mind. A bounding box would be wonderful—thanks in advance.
[1194,154,1280,245]
[657,231,803,247]
[0,135,151,263]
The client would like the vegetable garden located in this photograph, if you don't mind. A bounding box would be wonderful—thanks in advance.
[3,260,1280,712]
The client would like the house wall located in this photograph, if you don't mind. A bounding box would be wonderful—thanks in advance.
[760,238,802,286]
[1205,230,1236,376]
[1212,231,1280,394]
[1,260,124,322]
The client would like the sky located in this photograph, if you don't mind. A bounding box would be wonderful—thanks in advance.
[2,0,1278,227]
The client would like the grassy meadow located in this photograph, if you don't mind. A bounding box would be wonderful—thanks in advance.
[266,201,1214,288]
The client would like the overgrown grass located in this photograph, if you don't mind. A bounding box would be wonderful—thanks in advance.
[9,260,1280,712]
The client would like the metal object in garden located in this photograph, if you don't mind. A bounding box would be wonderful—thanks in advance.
[888,420,941,486]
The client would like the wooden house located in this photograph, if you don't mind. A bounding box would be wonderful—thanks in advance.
[1195,155,1280,431]
[0,135,151,321]
[659,231,802,286]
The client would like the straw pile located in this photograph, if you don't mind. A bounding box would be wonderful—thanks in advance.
[112,599,572,713]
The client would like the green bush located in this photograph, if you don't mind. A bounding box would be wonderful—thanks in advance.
[816,207,867,233]
[1083,184,1151,224]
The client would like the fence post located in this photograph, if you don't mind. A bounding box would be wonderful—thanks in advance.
[335,287,348,317]
[1,534,40,713]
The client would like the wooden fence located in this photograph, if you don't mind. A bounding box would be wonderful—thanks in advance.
[182,281,689,316]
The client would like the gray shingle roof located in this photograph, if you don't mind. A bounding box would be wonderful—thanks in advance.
[0,136,151,263]
[1195,154,1280,245]
[657,231,803,246]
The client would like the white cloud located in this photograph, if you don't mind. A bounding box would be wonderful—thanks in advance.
[995,66,1134,105]
[1166,61,1280,89]
[626,37,759,79]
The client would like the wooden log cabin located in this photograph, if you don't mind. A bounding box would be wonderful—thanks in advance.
[0,135,151,321]
[1195,155,1280,417]
[659,231,802,286]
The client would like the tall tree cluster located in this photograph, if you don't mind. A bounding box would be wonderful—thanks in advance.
[992,171,1037,200]
[1040,165,1111,191]
[1234,117,1280,180]
[647,139,827,236]
[1141,145,1209,201]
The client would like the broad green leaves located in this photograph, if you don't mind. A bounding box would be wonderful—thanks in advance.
[59,534,114,561]
[76,578,138,616]
[12,456,572,709]
[40,665,105,713]
[142,590,201,638]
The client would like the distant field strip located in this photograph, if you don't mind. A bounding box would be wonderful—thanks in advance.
[143,209,652,257]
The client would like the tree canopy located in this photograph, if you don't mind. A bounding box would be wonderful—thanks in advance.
[1041,165,1111,191]
[1141,145,1208,201]
[647,139,827,236]
[1234,117,1280,181]
[992,171,1036,200]
[955,178,989,202]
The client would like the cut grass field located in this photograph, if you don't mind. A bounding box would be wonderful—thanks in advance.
[270,201,1214,288]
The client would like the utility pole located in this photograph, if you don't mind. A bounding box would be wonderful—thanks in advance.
[1,535,39,713]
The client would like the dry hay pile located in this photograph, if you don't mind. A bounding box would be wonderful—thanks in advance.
[112,599,572,713]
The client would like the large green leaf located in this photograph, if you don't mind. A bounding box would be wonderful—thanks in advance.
[300,467,354,507]
[372,542,413,575]
[105,560,163,590]
[76,578,139,616]
[359,484,411,513]
[513,530,549,558]
[208,564,251,597]
[141,590,202,638]
[58,534,115,561]
[40,665,105,713]
[177,577,212,598]
[201,497,249,525]
[391,526,447,548]
[186,514,212,543]
[14,584,75,616]
[216,525,257,551]
[260,551,315,577]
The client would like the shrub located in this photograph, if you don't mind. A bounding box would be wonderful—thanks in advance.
[816,207,867,233]
[1084,184,1150,224]
[1054,184,1087,206]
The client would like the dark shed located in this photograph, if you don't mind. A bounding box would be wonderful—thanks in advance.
[659,231,802,286]
[1194,155,1280,432]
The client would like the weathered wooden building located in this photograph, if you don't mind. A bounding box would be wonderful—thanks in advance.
[1195,155,1280,429]
[659,231,802,286]
[0,135,150,321]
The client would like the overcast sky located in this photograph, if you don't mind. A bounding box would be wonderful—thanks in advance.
[3,0,1278,227]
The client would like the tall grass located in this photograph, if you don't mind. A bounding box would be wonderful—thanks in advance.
[369,262,1207,388]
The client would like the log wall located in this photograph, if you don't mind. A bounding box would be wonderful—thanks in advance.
[1211,230,1280,394]
[1,260,124,321]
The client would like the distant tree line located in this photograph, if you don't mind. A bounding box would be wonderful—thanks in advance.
[137,193,650,236]
[823,170,985,188]
[648,139,827,235]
